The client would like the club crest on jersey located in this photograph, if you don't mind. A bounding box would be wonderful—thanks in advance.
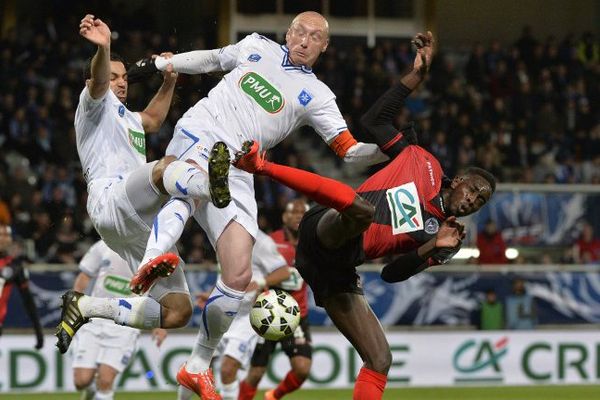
[239,72,285,114]
[424,218,440,234]
[248,53,261,62]
[386,182,424,235]
[118,105,125,117]
[298,89,313,106]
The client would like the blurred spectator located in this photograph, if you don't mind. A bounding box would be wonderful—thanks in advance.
[505,278,537,330]
[0,223,44,349]
[477,219,509,264]
[0,196,11,225]
[576,32,599,67]
[572,222,600,264]
[477,288,504,330]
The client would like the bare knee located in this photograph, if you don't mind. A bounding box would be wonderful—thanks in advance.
[73,368,96,390]
[221,265,252,291]
[96,375,115,392]
[246,367,266,387]
[365,348,392,375]
[153,155,177,194]
[73,373,94,391]
[221,356,241,384]
[160,293,193,328]
[291,357,312,382]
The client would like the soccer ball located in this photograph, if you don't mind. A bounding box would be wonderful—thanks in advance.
[250,288,301,341]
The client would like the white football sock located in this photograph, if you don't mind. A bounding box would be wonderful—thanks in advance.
[185,279,244,373]
[141,197,194,268]
[177,385,195,400]
[94,390,113,400]
[80,382,95,400]
[220,380,239,400]
[78,296,161,329]
[163,160,210,199]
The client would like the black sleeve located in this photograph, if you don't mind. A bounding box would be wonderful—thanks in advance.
[380,249,429,283]
[359,83,418,158]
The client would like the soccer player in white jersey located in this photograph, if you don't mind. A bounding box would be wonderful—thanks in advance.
[71,240,167,400]
[183,230,295,400]
[56,14,232,375]
[124,11,389,397]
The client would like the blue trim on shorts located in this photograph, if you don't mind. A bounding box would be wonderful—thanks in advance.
[174,212,184,224]
[178,128,200,160]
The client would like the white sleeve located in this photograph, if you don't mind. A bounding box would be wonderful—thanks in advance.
[155,49,222,74]
[216,33,262,71]
[306,94,348,144]
[343,142,390,166]
[77,86,107,124]
[78,241,105,277]
[253,233,288,275]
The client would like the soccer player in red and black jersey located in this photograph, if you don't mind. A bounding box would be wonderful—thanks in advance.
[234,32,496,400]
[0,224,44,350]
[240,199,312,400]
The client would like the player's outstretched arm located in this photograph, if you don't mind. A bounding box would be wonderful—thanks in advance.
[128,49,225,83]
[360,31,435,158]
[79,14,111,99]
[139,53,178,133]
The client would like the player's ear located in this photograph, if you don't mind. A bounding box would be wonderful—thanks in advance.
[321,38,329,53]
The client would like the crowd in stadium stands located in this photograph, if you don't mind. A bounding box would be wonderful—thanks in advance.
[0,22,598,264]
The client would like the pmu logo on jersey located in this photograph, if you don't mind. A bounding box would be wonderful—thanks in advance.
[298,89,313,106]
[104,275,133,296]
[386,182,424,235]
[239,72,285,114]
[453,337,508,383]
[128,128,146,156]
[248,53,261,62]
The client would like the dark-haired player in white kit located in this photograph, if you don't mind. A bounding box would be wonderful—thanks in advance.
[56,14,231,375]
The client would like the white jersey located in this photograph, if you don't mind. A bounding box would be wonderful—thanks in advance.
[79,240,136,299]
[75,86,146,183]
[180,33,347,152]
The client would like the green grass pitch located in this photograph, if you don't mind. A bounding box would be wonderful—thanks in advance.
[5,385,600,400]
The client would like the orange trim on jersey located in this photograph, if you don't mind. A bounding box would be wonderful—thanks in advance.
[329,130,358,158]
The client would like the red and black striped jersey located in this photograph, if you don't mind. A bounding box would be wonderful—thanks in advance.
[0,256,28,325]
[357,145,448,260]
[270,229,309,318]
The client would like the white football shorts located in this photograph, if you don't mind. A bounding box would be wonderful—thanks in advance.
[86,162,189,301]
[71,319,139,372]
[166,113,259,246]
